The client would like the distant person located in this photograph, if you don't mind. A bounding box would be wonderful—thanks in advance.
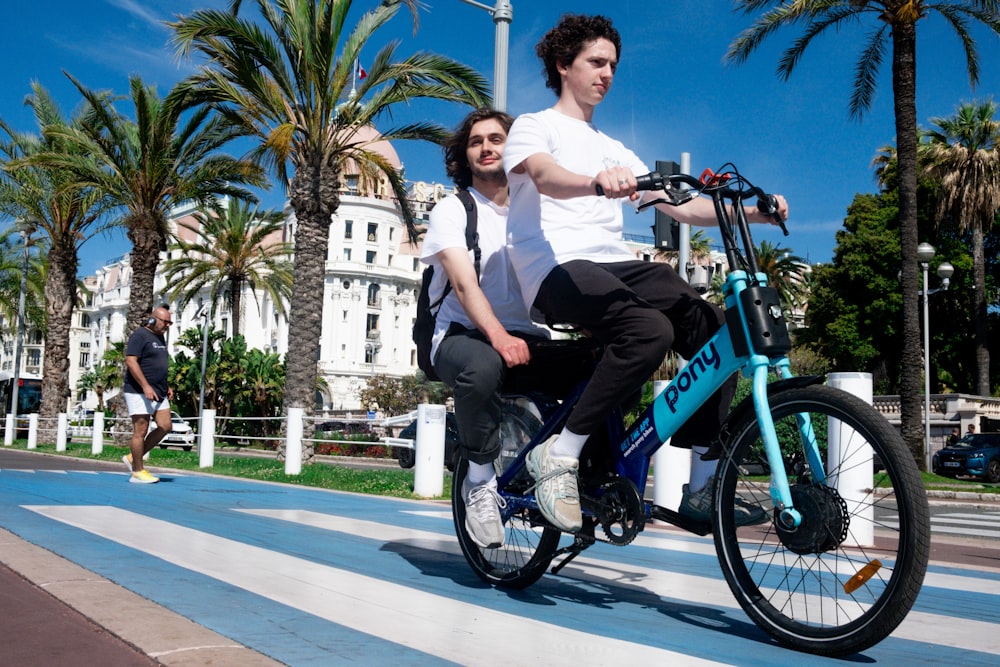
[967,424,976,436]
[122,305,174,484]
[947,426,960,447]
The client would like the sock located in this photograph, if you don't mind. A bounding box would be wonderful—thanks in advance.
[549,428,588,459]
[466,461,496,486]
[688,446,715,493]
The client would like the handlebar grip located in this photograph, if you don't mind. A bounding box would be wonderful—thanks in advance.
[757,193,789,236]
[595,172,663,197]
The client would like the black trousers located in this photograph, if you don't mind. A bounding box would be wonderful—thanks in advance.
[533,259,736,447]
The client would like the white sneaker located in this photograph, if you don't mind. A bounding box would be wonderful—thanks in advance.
[463,478,506,548]
[525,436,582,532]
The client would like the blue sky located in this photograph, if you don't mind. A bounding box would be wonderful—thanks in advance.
[3,0,999,276]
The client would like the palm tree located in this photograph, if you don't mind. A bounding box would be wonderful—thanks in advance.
[0,84,108,418]
[755,240,809,315]
[726,1,1000,465]
[36,75,267,339]
[921,100,1000,396]
[0,228,45,334]
[76,343,124,411]
[170,0,490,461]
[161,199,293,336]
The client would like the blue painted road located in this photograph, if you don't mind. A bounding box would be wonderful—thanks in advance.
[1,462,998,666]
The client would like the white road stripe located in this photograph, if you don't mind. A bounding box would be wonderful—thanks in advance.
[24,506,729,667]
[243,509,1000,653]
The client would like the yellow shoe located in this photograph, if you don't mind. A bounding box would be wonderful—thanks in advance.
[129,469,159,484]
[122,453,133,473]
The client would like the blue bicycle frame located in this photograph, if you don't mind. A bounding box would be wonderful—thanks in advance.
[497,173,819,531]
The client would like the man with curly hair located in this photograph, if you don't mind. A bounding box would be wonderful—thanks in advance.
[420,108,549,548]
[504,14,787,532]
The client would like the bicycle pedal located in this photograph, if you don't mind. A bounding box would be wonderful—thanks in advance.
[650,505,712,536]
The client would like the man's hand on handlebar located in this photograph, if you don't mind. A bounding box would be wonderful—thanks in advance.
[592,167,640,201]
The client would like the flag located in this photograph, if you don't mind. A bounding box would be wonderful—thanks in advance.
[356,60,367,81]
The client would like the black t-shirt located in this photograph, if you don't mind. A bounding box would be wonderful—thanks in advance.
[123,326,169,396]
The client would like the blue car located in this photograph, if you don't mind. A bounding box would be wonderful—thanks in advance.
[933,433,1000,483]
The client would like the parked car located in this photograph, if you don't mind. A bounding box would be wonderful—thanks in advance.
[395,413,460,471]
[933,433,1000,483]
[156,412,196,451]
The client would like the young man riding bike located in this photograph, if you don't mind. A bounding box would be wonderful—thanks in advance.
[503,14,788,532]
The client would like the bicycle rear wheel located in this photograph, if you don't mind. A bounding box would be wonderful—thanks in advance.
[452,399,560,589]
[713,385,929,656]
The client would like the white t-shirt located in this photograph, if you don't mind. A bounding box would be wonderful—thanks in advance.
[420,188,547,362]
[503,108,647,312]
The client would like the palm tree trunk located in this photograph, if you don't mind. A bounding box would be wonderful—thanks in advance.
[892,24,925,470]
[39,244,78,419]
[972,221,990,396]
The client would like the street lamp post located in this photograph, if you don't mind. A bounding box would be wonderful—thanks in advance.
[457,0,512,111]
[9,221,33,421]
[197,303,211,422]
[916,242,954,463]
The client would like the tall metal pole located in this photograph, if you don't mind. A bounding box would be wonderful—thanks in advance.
[458,0,512,111]
[922,259,931,462]
[9,225,31,420]
[197,306,211,421]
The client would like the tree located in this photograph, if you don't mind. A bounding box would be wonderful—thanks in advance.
[921,100,1000,396]
[755,239,809,315]
[161,199,293,336]
[0,84,107,418]
[170,0,490,462]
[727,0,1000,464]
[0,228,44,336]
[37,75,266,339]
[76,342,124,412]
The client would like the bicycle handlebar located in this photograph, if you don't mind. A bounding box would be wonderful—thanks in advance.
[595,171,789,236]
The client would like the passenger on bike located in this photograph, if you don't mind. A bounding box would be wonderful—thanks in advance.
[421,109,550,549]
[503,14,788,532]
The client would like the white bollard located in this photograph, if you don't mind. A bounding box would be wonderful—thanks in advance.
[413,403,446,498]
[285,407,303,476]
[4,414,14,446]
[199,409,216,468]
[26,413,39,449]
[56,413,68,452]
[91,412,104,455]
[828,372,875,547]
[652,380,691,514]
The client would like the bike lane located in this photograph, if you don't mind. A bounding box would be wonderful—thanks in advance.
[1,457,998,666]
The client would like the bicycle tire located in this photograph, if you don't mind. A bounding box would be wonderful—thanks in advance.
[713,384,930,657]
[452,400,560,589]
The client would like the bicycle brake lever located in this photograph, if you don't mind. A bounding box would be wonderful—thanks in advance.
[636,188,694,212]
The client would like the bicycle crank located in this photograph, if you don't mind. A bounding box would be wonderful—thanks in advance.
[581,477,645,545]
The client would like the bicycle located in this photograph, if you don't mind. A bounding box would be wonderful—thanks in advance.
[450,166,930,657]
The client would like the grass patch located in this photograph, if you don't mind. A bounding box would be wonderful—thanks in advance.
[12,441,452,500]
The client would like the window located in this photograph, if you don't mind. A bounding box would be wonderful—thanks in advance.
[367,284,381,307]
[28,330,43,345]
[366,313,379,336]
[413,258,420,271]
[27,349,41,366]
[79,352,90,368]
[366,251,376,264]
[344,220,353,239]
[364,345,378,365]
[342,279,351,290]
[346,174,359,195]
[343,248,351,261]
[389,228,395,241]
[367,222,378,242]
[80,313,91,328]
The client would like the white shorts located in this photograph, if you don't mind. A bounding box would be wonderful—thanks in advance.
[124,392,170,417]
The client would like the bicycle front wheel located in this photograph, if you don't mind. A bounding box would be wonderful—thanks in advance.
[713,384,930,657]
[452,399,560,589]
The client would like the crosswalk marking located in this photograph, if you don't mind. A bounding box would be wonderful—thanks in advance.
[240,508,1000,653]
[24,505,731,667]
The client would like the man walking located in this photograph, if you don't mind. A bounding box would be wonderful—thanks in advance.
[122,305,174,483]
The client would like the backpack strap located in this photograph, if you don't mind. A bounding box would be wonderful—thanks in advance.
[431,189,481,311]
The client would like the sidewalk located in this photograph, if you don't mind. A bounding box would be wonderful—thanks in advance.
[0,527,282,667]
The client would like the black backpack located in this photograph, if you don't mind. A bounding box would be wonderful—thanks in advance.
[413,189,480,381]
